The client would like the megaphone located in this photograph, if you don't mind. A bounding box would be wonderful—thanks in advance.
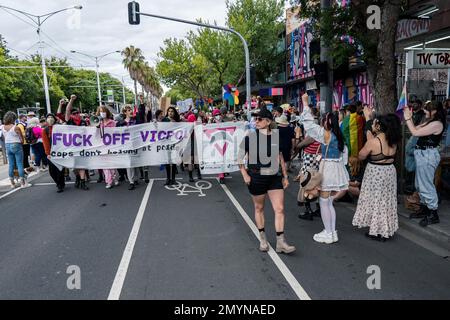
[90,115,103,127]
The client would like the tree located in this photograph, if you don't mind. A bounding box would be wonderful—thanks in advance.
[295,0,405,114]
[156,38,214,98]
[226,0,285,84]
[187,23,238,92]
[122,45,145,105]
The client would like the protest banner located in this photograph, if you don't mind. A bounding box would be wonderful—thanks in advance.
[50,122,194,170]
[195,122,247,175]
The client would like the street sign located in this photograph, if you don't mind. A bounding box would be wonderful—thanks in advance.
[128,1,140,25]
[411,50,450,69]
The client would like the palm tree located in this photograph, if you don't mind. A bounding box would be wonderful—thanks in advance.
[122,45,145,106]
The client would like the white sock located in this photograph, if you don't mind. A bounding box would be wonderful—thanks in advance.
[328,197,337,232]
[319,197,332,233]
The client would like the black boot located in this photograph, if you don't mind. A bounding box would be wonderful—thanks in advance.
[189,171,195,182]
[197,166,202,180]
[144,170,149,184]
[312,203,321,217]
[298,202,313,221]
[420,210,440,227]
[80,179,89,191]
[75,175,81,189]
[410,204,428,219]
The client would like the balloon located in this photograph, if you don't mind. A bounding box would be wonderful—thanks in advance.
[224,92,232,100]
[234,89,239,96]
[234,95,239,105]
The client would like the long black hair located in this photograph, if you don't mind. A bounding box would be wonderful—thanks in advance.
[322,111,345,152]
[374,114,402,147]
[166,106,181,122]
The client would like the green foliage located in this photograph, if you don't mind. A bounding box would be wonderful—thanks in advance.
[156,0,285,100]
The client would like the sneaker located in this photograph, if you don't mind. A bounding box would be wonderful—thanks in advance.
[128,183,136,191]
[114,180,120,186]
[332,231,339,243]
[106,184,113,189]
[20,181,32,188]
[313,230,334,244]
[40,167,48,172]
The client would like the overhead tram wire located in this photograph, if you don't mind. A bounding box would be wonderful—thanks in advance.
[39,30,93,65]
[1,7,92,67]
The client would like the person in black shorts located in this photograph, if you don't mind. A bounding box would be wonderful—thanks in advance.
[239,109,296,254]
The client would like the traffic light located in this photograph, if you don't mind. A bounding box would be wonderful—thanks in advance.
[128,1,140,25]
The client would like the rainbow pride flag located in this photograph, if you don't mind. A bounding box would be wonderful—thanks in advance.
[396,83,408,119]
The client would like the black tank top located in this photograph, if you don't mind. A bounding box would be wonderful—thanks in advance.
[416,121,443,148]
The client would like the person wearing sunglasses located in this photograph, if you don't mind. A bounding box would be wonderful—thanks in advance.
[239,109,296,254]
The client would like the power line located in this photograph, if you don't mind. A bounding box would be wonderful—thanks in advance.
[0,7,37,30]
[39,30,92,65]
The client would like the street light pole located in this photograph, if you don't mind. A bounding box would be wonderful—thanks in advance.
[0,5,82,114]
[95,57,102,105]
[129,6,252,119]
[71,50,121,105]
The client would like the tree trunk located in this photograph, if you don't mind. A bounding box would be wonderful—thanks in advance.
[369,2,401,115]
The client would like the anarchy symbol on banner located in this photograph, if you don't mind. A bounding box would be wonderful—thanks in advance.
[165,180,213,197]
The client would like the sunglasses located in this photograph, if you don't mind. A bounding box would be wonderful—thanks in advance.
[255,117,268,122]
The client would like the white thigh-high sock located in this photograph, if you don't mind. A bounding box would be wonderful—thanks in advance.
[319,197,332,233]
[328,197,337,232]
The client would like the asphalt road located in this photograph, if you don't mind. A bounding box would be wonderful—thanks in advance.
[0,167,449,300]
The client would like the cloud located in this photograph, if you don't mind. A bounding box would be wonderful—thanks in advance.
[0,0,228,92]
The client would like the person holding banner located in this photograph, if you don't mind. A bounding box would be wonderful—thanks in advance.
[239,109,296,254]
[404,101,447,227]
[57,95,89,190]
[117,105,140,190]
[163,107,181,186]
[42,113,65,193]
[95,106,119,189]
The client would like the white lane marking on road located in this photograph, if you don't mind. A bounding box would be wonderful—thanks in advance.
[220,183,312,301]
[107,179,154,300]
[0,187,21,200]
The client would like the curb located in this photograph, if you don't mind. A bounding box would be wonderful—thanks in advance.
[397,196,450,251]
[0,170,47,193]
[338,199,450,252]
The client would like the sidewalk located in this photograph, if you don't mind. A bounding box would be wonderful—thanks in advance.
[0,163,43,193]
[338,195,450,253]
[397,195,450,252]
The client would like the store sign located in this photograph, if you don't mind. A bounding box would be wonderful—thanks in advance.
[412,50,450,69]
[107,90,114,103]
[396,19,430,41]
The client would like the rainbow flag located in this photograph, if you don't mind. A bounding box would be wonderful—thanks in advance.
[396,83,408,119]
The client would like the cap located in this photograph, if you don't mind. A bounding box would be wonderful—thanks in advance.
[252,109,273,121]
[27,111,36,117]
[212,109,221,117]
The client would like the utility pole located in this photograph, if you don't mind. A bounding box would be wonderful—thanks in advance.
[320,0,333,113]
[0,5,82,114]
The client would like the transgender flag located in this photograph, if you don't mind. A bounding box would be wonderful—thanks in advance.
[396,83,408,120]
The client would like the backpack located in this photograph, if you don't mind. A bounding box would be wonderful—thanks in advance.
[25,127,38,144]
